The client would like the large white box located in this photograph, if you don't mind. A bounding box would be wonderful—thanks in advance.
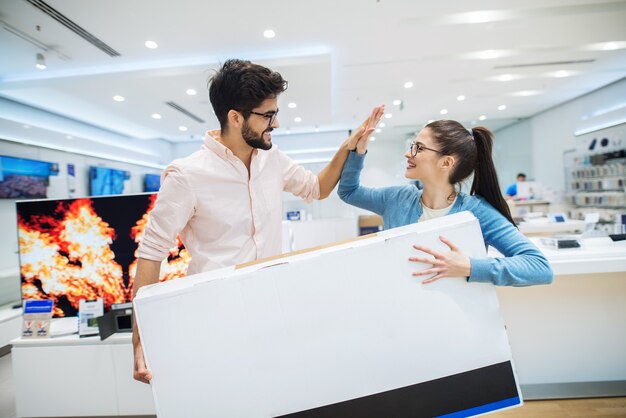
[135,211,522,417]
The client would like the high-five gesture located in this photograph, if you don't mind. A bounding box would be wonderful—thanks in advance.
[346,104,385,153]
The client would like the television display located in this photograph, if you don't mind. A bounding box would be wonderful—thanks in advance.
[17,193,189,317]
[89,166,129,196]
[144,173,161,192]
[0,155,59,199]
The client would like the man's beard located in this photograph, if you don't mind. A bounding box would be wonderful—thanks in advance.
[242,120,272,150]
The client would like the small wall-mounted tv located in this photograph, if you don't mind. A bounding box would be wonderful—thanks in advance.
[0,155,59,199]
[89,166,130,196]
[17,193,189,317]
[144,173,161,192]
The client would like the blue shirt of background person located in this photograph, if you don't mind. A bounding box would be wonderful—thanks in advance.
[338,120,552,287]
[505,173,526,199]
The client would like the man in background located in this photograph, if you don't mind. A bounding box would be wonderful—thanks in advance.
[505,172,526,200]
[132,59,383,383]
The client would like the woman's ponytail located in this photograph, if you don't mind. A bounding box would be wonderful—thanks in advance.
[470,127,516,226]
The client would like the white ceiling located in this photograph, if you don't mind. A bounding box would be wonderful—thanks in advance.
[1,0,625,146]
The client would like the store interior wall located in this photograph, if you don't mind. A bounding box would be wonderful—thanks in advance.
[496,77,626,197]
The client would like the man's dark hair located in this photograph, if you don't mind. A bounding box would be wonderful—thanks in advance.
[517,173,527,179]
[208,59,288,131]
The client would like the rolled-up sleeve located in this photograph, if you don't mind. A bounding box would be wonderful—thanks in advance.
[278,151,320,203]
[137,166,196,261]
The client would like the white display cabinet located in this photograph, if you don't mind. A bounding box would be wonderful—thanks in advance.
[11,333,154,418]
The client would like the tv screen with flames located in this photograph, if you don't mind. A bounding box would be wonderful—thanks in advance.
[17,193,189,317]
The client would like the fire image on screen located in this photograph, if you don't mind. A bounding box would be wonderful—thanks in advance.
[17,193,189,317]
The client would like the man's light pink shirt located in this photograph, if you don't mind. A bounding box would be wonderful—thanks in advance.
[138,130,320,275]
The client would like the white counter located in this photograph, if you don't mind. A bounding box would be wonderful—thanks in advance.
[11,333,155,417]
[495,236,626,398]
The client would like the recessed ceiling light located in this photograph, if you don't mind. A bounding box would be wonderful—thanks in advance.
[494,74,520,82]
[457,95,466,101]
[403,81,414,89]
[286,129,291,134]
[379,122,385,128]
[511,90,542,97]
[145,40,158,49]
[113,95,125,102]
[314,126,319,132]
[497,105,507,111]
[479,115,487,120]
[294,117,302,123]
[375,128,382,133]
[186,89,197,96]
[264,29,275,38]
[582,41,626,51]
[552,70,572,78]
[440,109,448,115]
[179,126,188,132]
[384,113,393,119]
[393,99,402,106]
[466,49,514,60]
[151,113,162,119]
[370,137,376,142]
[288,102,297,108]
[35,53,46,70]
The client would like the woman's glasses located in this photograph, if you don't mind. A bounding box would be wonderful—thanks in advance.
[409,142,443,157]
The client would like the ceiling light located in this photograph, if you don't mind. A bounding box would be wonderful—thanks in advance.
[264,29,275,39]
[145,40,158,49]
[479,115,487,121]
[35,53,46,70]
[404,81,414,89]
[440,109,448,115]
[393,99,402,106]
[379,122,385,128]
[370,137,376,142]
[113,95,125,102]
[151,113,162,119]
[582,41,626,51]
[314,126,319,132]
[551,70,572,78]
[186,89,197,96]
[478,49,506,59]
[286,129,291,134]
[493,74,521,82]
[497,105,507,111]
[375,128,382,133]
[384,113,393,119]
[457,95,466,101]
[288,102,297,108]
[511,90,542,97]
[179,126,188,132]
[294,117,302,123]
[449,10,513,24]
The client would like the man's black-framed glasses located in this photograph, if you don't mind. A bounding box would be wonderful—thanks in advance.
[247,109,279,127]
[409,142,443,157]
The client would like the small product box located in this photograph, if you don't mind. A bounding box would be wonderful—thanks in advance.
[22,300,53,339]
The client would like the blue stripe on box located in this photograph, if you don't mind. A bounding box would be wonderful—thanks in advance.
[436,396,521,417]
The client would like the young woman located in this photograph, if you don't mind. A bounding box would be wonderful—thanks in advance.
[339,120,553,286]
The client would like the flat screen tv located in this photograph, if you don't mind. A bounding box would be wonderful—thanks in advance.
[144,173,161,192]
[0,155,59,199]
[89,166,129,196]
[17,193,189,317]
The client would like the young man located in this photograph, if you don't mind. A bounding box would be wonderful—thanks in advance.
[133,59,383,383]
[505,172,526,200]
